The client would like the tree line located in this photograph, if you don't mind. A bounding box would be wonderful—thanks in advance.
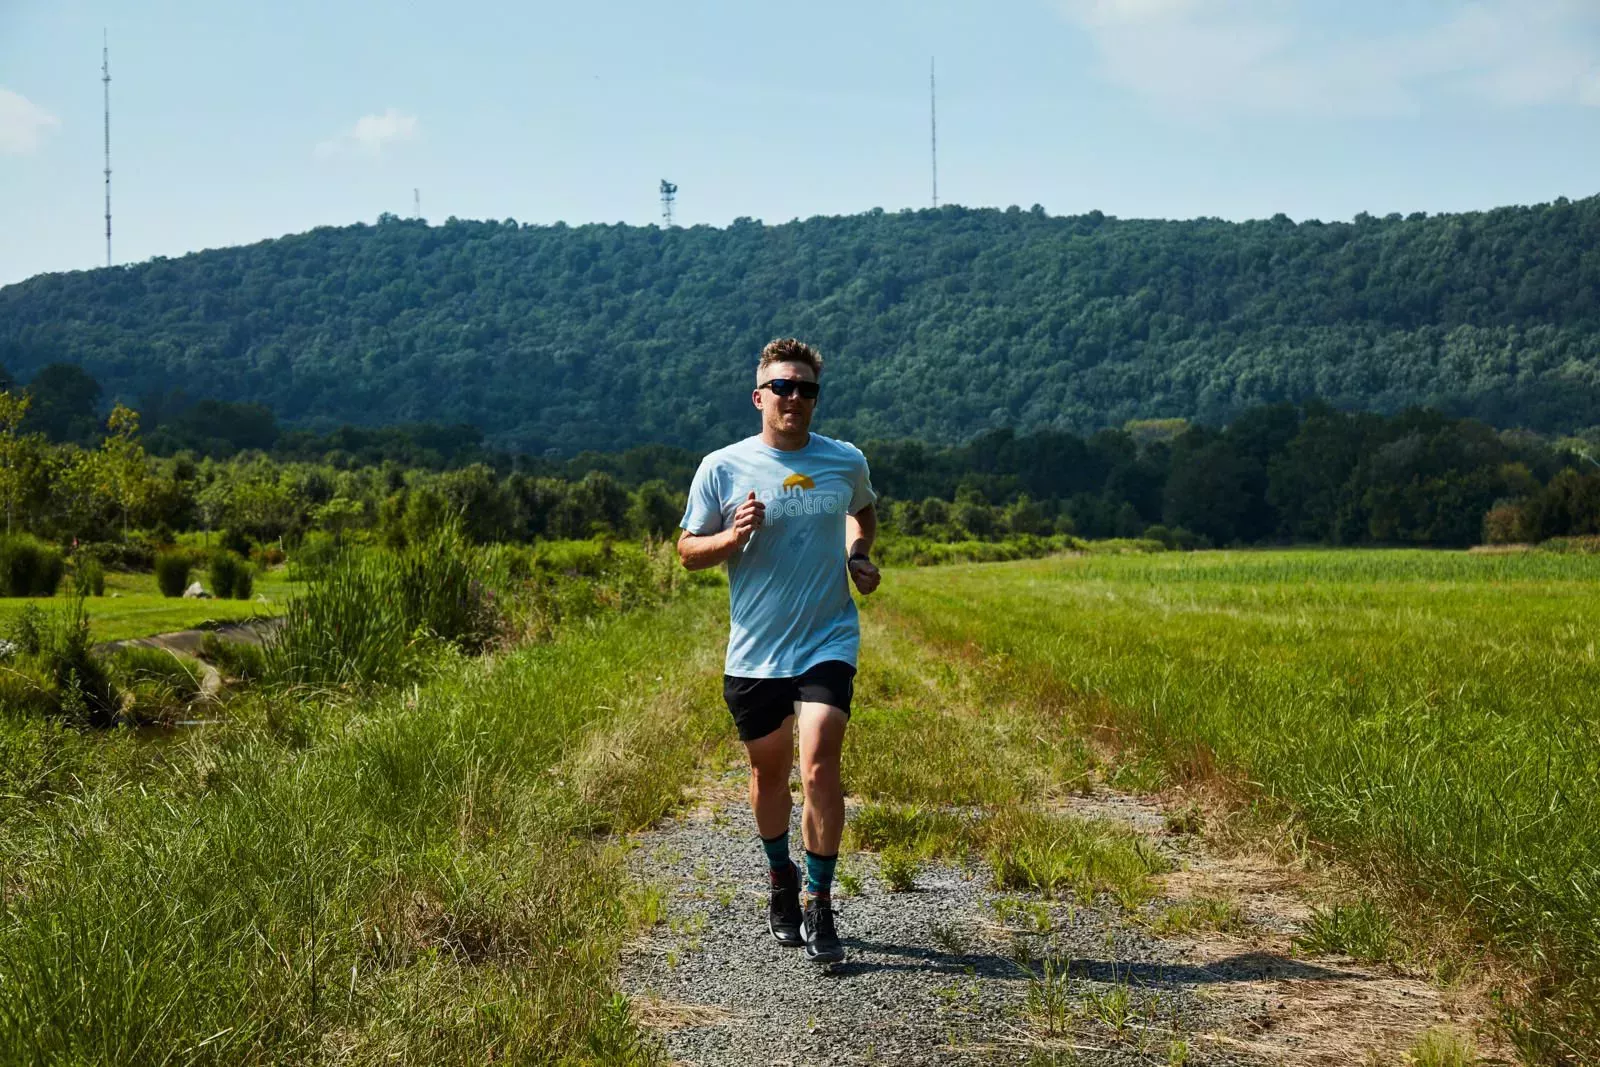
[2,373,1596,558]
[3,197,1600,454]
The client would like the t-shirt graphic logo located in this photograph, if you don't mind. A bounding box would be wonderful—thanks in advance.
[782,473,816,491]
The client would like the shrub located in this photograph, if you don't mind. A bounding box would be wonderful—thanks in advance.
[36,597,120,725]
[207,551,253,600]
[72,554,105,598]
[0,535,65,597]
[4,603,46,656]
[154,551,191,598]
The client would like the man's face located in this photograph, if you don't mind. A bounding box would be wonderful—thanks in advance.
[753,361,818,436]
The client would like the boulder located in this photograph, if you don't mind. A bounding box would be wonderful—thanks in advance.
[182,582,211,599]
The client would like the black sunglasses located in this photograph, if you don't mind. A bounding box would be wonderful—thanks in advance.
[760,378,820,400]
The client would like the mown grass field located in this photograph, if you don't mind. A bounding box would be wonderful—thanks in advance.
[0,570,298,643]
[873,548,1600,1062]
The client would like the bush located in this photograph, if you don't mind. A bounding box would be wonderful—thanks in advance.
[35,597,120,725]
[207,551,253,600]
[72,554,105,598]
[4,603,46,655]
[0,535,65,597]
[155,551,191,598]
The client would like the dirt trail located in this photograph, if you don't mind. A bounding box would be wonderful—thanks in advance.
[619,609,1508,1066]
[621,775,1503,1067]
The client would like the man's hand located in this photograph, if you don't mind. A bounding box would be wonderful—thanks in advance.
[732,491,765,547]
[847,556,881,595]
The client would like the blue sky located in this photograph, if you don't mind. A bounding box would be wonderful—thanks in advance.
[3,0,1600,287]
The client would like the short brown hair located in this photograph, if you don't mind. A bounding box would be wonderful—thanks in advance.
[758,337,823,379]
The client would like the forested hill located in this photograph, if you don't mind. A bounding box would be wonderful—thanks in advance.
[4,197,1600,453]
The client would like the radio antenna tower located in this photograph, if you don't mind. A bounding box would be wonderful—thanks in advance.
[414,188,421,219]
[103,29,113,266]
[660,179,678,226]
[930,57,938,209]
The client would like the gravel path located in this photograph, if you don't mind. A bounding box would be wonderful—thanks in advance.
[621,771,1262,1067]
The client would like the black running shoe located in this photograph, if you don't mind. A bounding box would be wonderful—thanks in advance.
[767,862,804,948]
[801,897,845,964]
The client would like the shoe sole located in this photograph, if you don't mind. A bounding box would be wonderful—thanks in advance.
[800,920,845,963]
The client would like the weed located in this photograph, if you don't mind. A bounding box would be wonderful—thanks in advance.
[880,847,918,892]
[1163,805,1203,836]
[1293,899,1396,962]
[929,920,968,956]
[836,867,864,896]
[1407,1027,1477,1067]
[985,808,1168,904]
[1167,1038,1190,1066]
[1024,958,1075,1036]
[1083,980,1135,1033]
[1148,896,1249,937]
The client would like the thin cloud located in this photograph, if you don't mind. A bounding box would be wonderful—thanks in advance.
[315,108,419,159]
[0,88,60,156]
[1054,0,1600,118]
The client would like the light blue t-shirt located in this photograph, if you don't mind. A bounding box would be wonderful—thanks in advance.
[681,433,877,678]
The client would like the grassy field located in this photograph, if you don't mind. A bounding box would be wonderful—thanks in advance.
[0,570,297,643]
[0,584,727,1064]
[874,548,1600,1062]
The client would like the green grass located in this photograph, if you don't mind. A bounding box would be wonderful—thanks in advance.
[0,569,297,643]
[875,548,1600,1062]
[843,614,1166,909]
[0,586,727,1064]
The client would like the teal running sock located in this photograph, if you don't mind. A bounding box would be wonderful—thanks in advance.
[761,831,792,872]
[804,850,838,897]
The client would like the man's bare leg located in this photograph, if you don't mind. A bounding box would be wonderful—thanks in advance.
[798,702,848,879]
[796,702,848,962]
[746,715,805,947]
[744,715,796,839]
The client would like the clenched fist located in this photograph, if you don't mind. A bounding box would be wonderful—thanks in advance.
[732,491,766,547]
[848,556,881,595]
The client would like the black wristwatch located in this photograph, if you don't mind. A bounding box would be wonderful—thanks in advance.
[848,551,871,563]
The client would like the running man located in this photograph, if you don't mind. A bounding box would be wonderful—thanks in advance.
[677,337,880,964]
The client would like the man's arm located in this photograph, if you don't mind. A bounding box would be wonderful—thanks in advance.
[846,503,877,561]
[846,503,880,594]
[677,491,765,571]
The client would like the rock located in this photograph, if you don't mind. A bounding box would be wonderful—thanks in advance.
[182,582,211,599]
[0,639,16,661]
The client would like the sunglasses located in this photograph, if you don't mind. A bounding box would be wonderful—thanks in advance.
[760,378,820,400]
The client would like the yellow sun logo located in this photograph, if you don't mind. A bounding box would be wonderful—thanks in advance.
[782,473,816,491]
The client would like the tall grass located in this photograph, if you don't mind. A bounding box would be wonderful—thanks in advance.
[879,549,1600,1062]
[0,585,726,1064]
[263,528,494,688]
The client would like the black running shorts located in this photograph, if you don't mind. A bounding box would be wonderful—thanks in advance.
[722,660,856,743]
